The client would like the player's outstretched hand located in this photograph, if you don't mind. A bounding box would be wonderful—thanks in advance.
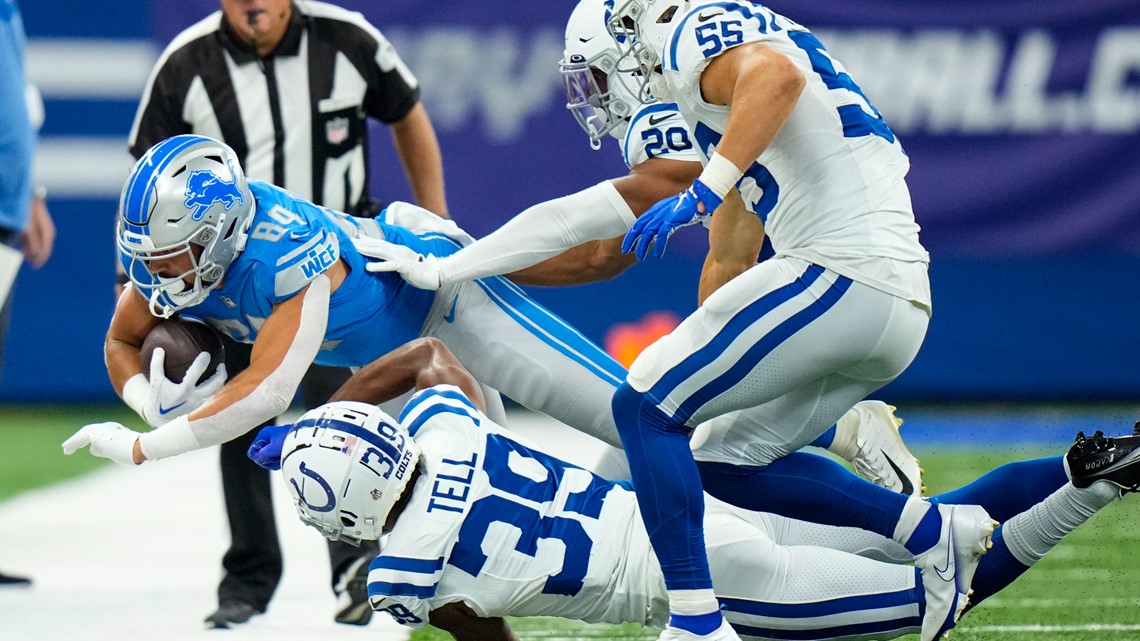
[247,424,291,470]
[138,348,227,428]
[353,236,443,290]
[62,422,141,465]
[621,179,724,261]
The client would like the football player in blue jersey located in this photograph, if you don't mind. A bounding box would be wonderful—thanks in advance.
[62,133,636,476]
[250,337,1139,641]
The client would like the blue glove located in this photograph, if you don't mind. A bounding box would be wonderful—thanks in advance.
[621,179,724,261]
[247,424,292,470]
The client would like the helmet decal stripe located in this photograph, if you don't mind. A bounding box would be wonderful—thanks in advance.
[282,418,405,468]
[123,135,205,227]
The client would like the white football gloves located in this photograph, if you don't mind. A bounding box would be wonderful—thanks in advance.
[62,422,140,465]
[353,236,443,291]
[123,347,227,428]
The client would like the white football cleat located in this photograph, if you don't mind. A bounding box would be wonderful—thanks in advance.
[914,504,997,641]
[849,401,925,496]
[658,618,741,641]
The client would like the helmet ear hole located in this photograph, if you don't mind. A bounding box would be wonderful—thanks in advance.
[657,5,678,23]
[340,511,359,528]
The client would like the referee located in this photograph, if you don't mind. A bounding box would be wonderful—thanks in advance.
[124,0,448,628]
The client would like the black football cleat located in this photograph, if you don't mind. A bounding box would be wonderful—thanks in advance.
[1065,428,1140,493]
[334,555,373,625]
[204,601,260,629]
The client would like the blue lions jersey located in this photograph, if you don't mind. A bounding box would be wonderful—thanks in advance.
[122,180,455,367]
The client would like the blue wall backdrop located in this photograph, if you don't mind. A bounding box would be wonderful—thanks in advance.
[3,0,1138,401]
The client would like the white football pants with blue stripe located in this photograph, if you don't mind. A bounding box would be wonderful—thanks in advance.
[700,497,922,641]
[419,273,632,479]
[629,256,929,465]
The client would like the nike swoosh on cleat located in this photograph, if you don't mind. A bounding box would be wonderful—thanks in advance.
[159,401,187,416]
[933,522,955,582]
[443,295,459,323]
[882,448,915,496]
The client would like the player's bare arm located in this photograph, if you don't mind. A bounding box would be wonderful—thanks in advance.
[700,42,804,175]
[329,336,487,413]
[104,285,163,394]
[698,189,764,305]
[504,156,703,286]
[391,103,449,218]
[429,601,520,641]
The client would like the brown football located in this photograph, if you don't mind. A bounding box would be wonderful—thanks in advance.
[139,316,226,384]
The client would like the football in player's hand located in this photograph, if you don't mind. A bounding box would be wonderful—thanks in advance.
[140,317,226,384]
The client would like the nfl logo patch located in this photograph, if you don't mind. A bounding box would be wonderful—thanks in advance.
[370,489,383,501]
[326,117,350,145]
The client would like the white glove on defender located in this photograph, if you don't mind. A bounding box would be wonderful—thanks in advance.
[353,236,443,291]
[62,422,140,465]
[124,347,227,428]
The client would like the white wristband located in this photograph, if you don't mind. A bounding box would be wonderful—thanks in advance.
[699,152,744,199]
[122,373,150,418]
[138,415,201,461]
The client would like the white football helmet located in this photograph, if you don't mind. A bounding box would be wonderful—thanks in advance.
[607,0,692,103]
[560,0,644,149]
[280,401,421,545]
[118,135,255,318]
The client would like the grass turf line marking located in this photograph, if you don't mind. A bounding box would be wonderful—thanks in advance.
[971,624,1140,632]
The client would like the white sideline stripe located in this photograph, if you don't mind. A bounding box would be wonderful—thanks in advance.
[34,137,135,198]
[972,624,1140,632]
[26,39,157,99]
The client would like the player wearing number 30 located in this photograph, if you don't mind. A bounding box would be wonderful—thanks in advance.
[602,2,977,641]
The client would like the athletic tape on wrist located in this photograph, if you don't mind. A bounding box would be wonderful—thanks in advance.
[121,373,150,417]
[698,152,744,199]
[138,415,201,461]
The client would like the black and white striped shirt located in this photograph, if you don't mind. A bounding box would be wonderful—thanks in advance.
[128,1,420,215]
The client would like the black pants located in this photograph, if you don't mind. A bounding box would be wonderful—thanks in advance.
[216,339,379,610]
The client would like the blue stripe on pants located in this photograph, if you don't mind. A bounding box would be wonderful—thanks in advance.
[474,276,627,387]
[644,264,825,408]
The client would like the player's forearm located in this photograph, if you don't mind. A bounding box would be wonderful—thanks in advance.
[508,237,635,286]
[436,181,635,285]
[137,278,330,461]
[392,104,448,217]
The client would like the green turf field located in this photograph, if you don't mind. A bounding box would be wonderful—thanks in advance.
[2,406,1138,640]
[0,404,139,501]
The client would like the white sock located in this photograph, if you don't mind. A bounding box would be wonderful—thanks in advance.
[669,588,720,616]
[892,496,932,546]
[1004,481,1118,566]
[827,411,860,461]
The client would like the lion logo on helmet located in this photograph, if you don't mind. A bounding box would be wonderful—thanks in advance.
[184,166,245,221]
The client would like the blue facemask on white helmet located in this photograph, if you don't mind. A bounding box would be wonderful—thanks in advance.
[118,135,255,318]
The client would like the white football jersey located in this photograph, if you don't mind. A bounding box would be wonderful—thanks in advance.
[622,102,703,169]
[367,384,658,629]
[659,0,931,309]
